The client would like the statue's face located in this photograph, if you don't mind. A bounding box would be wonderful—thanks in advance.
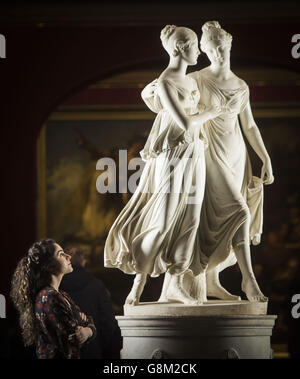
[205,40,231,66]
[180,35,201,66]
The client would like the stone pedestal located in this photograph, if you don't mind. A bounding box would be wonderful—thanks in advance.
[117,301,277,359]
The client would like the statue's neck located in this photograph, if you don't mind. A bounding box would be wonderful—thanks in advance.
[208,62,231,80]
[167,57,188,78]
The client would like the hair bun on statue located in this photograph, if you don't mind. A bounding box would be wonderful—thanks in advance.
[202,21,221,33]
[160,25,177,43]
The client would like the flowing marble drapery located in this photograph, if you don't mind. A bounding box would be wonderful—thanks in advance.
[104,78,208,278]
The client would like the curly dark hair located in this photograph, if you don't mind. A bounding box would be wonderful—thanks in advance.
[10,239,61,346]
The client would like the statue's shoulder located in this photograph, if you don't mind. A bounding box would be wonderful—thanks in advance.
[238,78,248,89]
[198,67,210,76]
[187,71,197,80]
[156,74,170,94]
[157,71,171,86]
[157,73,181,94]
[232,72,249,89]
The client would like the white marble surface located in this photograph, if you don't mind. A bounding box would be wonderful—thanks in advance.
[117,313,277,359]
[105,21,274,307]
[124,300,268,316]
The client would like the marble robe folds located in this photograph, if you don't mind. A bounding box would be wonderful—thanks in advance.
[104,73,264,279]
[104,79,208,277]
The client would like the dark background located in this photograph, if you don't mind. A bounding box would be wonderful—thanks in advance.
[0,0,300,359]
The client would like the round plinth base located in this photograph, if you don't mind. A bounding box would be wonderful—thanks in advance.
[117,301,277,359]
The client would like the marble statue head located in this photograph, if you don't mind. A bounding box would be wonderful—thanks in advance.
[200,21,232,65]
[160,25,200,65]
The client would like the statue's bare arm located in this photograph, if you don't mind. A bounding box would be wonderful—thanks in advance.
[142,76,221,132]
[141,72,198,114]
[239,101,274,185]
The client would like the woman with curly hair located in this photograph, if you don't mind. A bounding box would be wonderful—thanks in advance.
[10,239,96,359]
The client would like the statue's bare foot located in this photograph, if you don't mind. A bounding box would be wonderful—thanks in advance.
[157,273,172,303]
[207,282,241,301]
[157,295,170,303]
[242,275,268,302]
[125,291,140,306]
[206,270,240,301]
[166,285,200,305]
[125,273,147,306]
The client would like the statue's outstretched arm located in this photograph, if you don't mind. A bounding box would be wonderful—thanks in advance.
[239,101,274,185]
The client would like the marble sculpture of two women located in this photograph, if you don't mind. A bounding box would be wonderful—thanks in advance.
[104,21,274,306]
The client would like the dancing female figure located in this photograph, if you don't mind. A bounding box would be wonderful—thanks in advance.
[104,25,221,305]
[11,239,96,359]
[143,21,274,302]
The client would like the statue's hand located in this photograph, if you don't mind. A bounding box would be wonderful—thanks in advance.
[206,104,223,119]
[261,159,274,185]
[141,79,158,100]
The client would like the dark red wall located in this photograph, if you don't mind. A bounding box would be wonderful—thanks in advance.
[0,20,299,300]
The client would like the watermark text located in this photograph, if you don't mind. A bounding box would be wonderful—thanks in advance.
[95,150,204,205]
[291,294,300,319]
[0,294,6,318]
[0,34,6,58]
[291,34,300,59]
